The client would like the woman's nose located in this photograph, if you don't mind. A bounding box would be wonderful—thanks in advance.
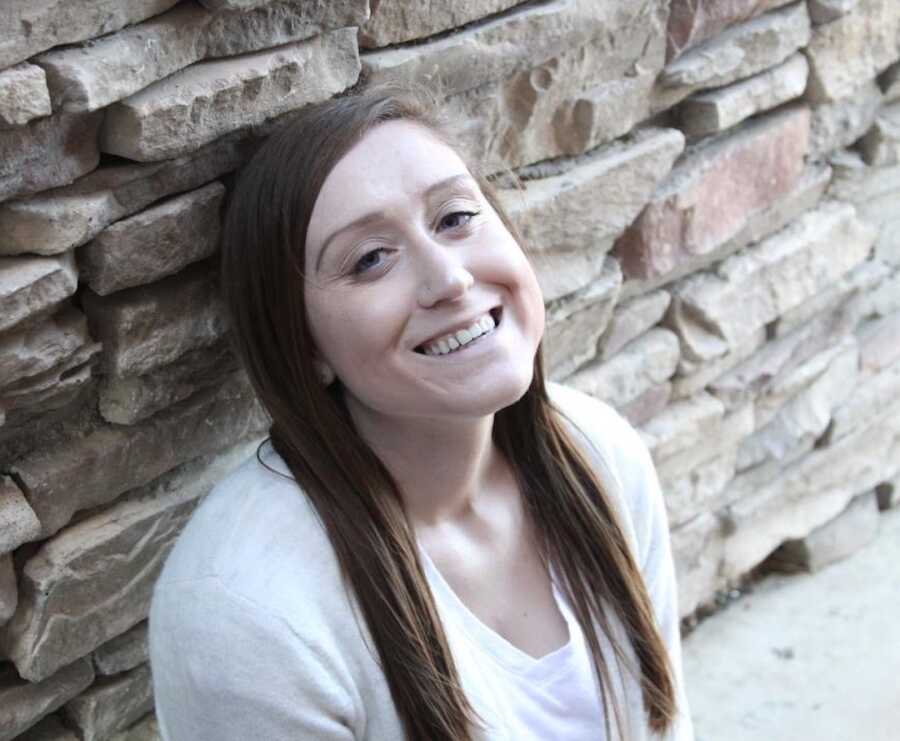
[414,234,475,308]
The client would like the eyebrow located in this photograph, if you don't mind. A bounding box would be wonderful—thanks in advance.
[314,173,477,274]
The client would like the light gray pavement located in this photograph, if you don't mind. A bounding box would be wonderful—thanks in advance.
[682,506,900,741]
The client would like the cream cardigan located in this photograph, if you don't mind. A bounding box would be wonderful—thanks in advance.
[149,381,695,739]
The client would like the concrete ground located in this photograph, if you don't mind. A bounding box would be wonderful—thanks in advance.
[682,506,900,741]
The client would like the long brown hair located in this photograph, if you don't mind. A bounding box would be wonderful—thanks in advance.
[219,82,677,740]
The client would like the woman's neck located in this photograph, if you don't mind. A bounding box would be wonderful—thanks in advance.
[346,399,506,530]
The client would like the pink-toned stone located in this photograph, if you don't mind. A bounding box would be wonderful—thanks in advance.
[666,0,795,61]
[614,106,809,282]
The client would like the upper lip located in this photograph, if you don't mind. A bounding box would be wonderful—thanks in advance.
[414,306,500,350]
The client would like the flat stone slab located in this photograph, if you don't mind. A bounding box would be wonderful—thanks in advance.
[683,507,900,740]
[666,0,794,61]
[666,201,875,365]
[81,263,227,377]
[9,375,267,539]
[678,53,808,137]
[0,659,94,741]
[0,112,102,203]
[0,0,178,69]
[92,623,148,677]
[657,2,811,107]
[0,63,51,129]
[0,133,254,257]
[0,253,78,334]
[101,29,360,162]
[360,0,521,48]
[388,0,669,171]
[79,181,224,295]
[0,477,41,555]
[3,441,260,681]
[36,0,368,112]
[567,327,680,407]
[804,0,900,102]
[63,664,153,741]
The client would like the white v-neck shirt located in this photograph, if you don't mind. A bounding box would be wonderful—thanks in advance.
[149,381,695,740]
[417,544,608,739]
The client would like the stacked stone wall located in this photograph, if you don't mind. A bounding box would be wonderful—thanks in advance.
[1,1,898,737]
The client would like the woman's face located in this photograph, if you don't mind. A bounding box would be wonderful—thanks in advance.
[303,119,545,423]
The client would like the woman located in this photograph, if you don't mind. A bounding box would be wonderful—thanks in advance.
[148,83,694,740]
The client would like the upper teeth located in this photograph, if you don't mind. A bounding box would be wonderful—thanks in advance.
[423,312,496,356]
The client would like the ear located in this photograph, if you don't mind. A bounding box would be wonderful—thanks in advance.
[312,357,335,386]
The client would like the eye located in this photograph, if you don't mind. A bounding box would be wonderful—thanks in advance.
[439,210,480,231]
[351,247,389,275]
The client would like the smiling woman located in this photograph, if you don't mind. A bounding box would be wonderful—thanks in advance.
[147,82,695,741]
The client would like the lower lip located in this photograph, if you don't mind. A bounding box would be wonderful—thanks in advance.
[416,319,502,362]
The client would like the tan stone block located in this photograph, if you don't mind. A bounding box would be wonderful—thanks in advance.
[658,3,811,101]
[618,382,672,427]
[615,106,810,282]
[599,290,671,362]
[678,53,808,137]
[0,133,253,257]
[804,0,900,102]
[828,359,900,442]
[543,261,621,380]
[92,624,148,677]
[765,490,879,572]
[567,328,680,407]
[0,63,51,129]
[79,182,224,295]
[0,477,41,555]
[63,664,153,741]
[9,375,267,538]
[362,0,607,98]
[0,659,93,741]
[3,441,260,681]
[0,254,78,334]
[0,112,102,203]
[360,0,520,48]
[670,327,767,400]
[0,307,90,391]
[81,264,227,377]
[737,338,859,469]
[101,29,360,162]
[665,202,875,365]
[642,391,725,462]
[499,127,684,300]
[36,0,368,113]
[666,0,795,61]
[721,406,900,581]
[0,0,178,69]
[665,447,739,529]
[98,340,239,426]
[810,80,883,156]
[433,0,669,170]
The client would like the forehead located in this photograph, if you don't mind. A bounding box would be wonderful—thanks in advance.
[306,120,473,247]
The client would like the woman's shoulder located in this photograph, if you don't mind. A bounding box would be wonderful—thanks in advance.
[152,441,352,629]
[546,381,664,569]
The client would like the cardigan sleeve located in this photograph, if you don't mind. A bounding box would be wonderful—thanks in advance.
[149,575,359,741]
[602,405,696,741]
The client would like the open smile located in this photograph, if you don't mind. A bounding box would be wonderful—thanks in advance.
[413,307,503,359]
